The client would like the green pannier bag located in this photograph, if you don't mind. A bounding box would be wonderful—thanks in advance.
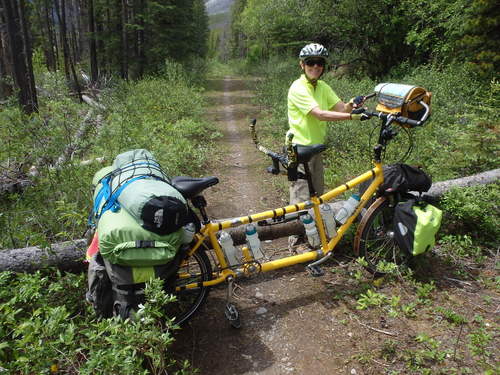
[393,198,443,256]
[98,207,183,266]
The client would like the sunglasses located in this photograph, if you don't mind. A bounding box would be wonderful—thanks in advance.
[305,58,325,67]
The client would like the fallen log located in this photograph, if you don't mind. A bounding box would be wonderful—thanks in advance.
[423,168,500,199]
[1,169,498,273]
[0,239,87,273]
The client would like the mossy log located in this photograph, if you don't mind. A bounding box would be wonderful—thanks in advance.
[0,169,498,273]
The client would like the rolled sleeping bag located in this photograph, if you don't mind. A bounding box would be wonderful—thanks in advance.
[92,149,189,235]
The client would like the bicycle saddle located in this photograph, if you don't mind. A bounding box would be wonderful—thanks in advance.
[171,176,219,199]
[295,144,327,163]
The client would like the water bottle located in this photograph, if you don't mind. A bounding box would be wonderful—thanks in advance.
[245,224,265,260]
[181,222,196,244]
[300,214,320,248]
[320,204,337,238]
[335,194,361,224]
[218,231,239,266]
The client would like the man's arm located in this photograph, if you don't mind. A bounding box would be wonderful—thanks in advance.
[309,104,352,121]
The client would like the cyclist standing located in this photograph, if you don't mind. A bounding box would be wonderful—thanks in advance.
[287,43,366,247]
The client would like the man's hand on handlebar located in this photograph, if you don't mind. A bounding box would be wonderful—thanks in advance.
[350,107,370,121]
[348,95,366,109]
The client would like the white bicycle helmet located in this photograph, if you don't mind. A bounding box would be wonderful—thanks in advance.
[299,43,329,61]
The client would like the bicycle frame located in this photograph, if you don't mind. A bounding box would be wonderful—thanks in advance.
[177,161,384,291]
[177,99,431,292]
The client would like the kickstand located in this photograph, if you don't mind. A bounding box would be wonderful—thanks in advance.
[224,276,241,328]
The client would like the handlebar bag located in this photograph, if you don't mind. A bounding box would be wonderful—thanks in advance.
[91,149,189,235]
[374,83,431,121]
[393,198,442,256]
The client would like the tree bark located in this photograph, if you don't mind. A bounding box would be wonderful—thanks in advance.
[87,0,98,83]
[2,0,38,113]
[1,169,498,273]
[120,0,128,80]
[0,9,14,99]
[0,239,87,273]
[54,0,71,81]
[42,0,57,71]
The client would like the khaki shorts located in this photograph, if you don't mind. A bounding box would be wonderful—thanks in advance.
[289,153,324,204]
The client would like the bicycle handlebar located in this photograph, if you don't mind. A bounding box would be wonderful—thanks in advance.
[362,99,430,128]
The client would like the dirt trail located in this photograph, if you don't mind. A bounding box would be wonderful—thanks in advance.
[171,77,358,375]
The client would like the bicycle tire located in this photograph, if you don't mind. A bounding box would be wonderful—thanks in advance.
[169,249,212,325]
[354,196,408,274]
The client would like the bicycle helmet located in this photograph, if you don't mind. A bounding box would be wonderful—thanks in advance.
[299,43,329,61]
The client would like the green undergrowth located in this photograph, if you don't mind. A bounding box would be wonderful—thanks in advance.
[0,60,220,250]
[328,252,499,375]
[0,272,195,374]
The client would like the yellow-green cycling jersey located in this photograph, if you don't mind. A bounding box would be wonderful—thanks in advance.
[287,74,341,145]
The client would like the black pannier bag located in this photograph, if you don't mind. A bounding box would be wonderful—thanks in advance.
[359,163,432,197]
[380,163,432,193]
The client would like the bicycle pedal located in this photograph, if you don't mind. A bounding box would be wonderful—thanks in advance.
[306,264,324,277]
[224,303,241,328]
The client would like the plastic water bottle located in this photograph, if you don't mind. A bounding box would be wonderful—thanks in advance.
[245,224,265,260]
[218,231,239,266]
[320,204,337,238]
[335,194,361,224]
[300,214,320,248]
[181,222,196,244]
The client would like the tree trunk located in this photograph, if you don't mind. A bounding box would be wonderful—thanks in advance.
[87,0,98,83]
[120,0,128,80]
[43,0,58,71]
[0,239,87,273]
[1,169,498,273]
[54,0,71,81]
[0,9,14,99]
[2,0,38,113]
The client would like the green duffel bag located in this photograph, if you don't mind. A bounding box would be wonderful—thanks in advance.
[98,207,183,267]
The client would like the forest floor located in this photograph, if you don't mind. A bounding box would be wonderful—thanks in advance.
[170,78,499,375]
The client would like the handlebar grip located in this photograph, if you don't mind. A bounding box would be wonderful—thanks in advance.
[397,116,422,127]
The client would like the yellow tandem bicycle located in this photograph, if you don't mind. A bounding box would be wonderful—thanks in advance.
[168,85,431,327]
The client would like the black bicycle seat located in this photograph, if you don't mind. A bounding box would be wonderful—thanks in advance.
[171,176,219,199]
[295,144,327,163]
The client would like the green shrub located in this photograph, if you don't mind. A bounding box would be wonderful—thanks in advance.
[0,271,193,374]
[441,183,499,244]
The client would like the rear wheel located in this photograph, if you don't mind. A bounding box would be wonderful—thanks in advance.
[354,196,408,274]
[169,249,212,325]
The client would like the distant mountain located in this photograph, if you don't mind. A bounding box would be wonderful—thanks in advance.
[204,0,235,16]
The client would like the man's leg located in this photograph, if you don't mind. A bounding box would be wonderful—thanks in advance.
[289,154,324,204]
[288,154,324,250]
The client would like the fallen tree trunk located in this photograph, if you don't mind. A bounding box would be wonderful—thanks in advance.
[423,168,500,199]
[0,239,87,273]
[1,169,498,273]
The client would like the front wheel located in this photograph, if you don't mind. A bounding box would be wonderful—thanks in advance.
[354,196,408,274]
[168,249,212,325]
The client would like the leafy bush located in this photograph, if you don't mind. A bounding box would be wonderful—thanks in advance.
[0,271,192,374]
[441,183,499,244]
